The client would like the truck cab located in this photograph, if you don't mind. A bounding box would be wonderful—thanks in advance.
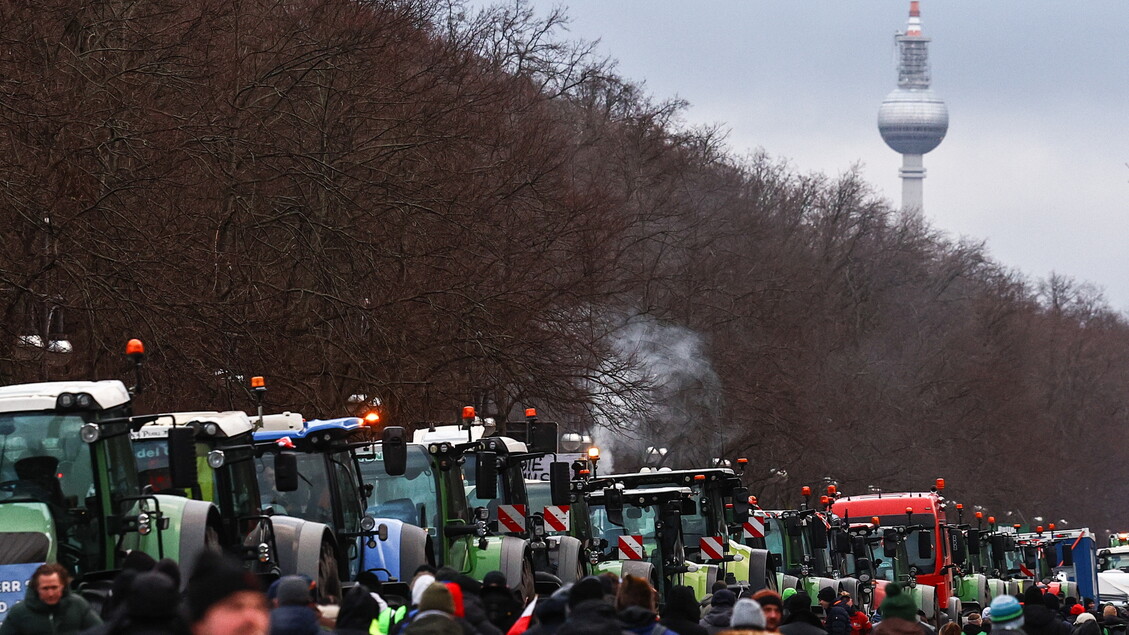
[832,488,958,624]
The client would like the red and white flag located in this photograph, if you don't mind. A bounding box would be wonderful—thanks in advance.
[275,436,295,449]
[506,596,538,635]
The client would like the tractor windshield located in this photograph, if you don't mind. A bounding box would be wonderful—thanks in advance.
[256,453,334,526]
[0,411,122,577]
[589,503,661,556]
[356,445,440,532]
[0,413,96,511]
[875,514,938,574]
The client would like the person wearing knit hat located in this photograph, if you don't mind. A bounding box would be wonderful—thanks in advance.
[752,590,784,631]
[730,598,768,630]
[987,595,1024,634]
[961,612,985,635]
[186,551,269,635]
[818,588,851,635]
[661,585,709,635]
[403,583,462,635]
[701,589,738,635]
[871,584,921,635]
[269,575,320,635]
[778,591,824,635]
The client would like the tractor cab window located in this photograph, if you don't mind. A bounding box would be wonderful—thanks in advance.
[356,445,440,533]
[256,453,334,527]
[589,503,661,555]
[0,413,94,511]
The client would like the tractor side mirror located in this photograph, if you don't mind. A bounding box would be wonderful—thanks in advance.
[475,451,499,499]
[274,452,299,492]
[833,530,852,554]
[381,427,408,476]
[811,520,829,549]
[785,516,802,537]
[731,487,751,521]
[853,536,869,558]
[661,502,682,554]
[917,530,934,559]
[952,532,967,565]
[549,462,571,506]
[167,427,198,490]
[681,498,698,516]
[968,529,981,555]
[883,529,899,558]
[1060,545,1074,567]
[604,488,624,527]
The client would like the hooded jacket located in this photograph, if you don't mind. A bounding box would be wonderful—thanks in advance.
[700,590,736,635]
[661,586,708,635]
[1021,589,1071,635]
[620,605,671,635]
[0,582,102,635]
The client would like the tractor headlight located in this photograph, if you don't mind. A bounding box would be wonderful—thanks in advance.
[207,450,226,469]
[137,512,152,536]
[360,515,377,532]
[80,423,101,444]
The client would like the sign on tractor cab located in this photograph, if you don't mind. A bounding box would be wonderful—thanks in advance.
[0,563,42,625]
[521,453,583,482]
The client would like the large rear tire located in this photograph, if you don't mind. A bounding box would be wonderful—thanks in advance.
[319,539,342,603]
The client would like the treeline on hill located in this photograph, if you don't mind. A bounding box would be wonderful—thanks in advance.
[0,0,1125,531]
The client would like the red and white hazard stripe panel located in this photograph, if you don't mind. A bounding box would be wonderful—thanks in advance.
[618,535,645,560]
[700,536,726,560]
[543,505,570,532]
[743,517,765,539]
[497,504,527,532]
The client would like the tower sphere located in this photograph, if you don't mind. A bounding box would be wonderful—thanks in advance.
[878,87,948,155]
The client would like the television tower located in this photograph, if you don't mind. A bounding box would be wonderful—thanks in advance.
[878,1,948,213]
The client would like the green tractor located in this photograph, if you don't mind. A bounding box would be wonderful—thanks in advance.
[596,467,774,599]
[130,409,342,601]
[584,484,700,604]
[0,377,222,622]
[353,426,536,600]
[410,407,581,593]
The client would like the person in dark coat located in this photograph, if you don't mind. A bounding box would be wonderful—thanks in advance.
[778,591,826,635]
[557,599,620,635]
[752,591,784,632]
[962,613,986,635]
[337,584,383,635]
[1071,614,1100,635]
[0,563,101,635]
[701,589,737,635]
[1022,586,1070,635]
[269,575,321,635]
[662,586,708,635]
[1102,606,1128,635]
[480,571,522,634]
[521,597,568,635]
[818,588,851,635]
[436,568,500,635]
[615,574,667,635]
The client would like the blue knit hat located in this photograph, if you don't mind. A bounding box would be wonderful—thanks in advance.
[989,595,1024,626]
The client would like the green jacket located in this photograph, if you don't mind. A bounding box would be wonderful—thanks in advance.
[0,584,102,635]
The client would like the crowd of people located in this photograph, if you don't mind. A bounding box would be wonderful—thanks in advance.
[4,554,1129,635]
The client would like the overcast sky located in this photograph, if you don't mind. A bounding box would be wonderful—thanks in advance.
[479,1,1129,309]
